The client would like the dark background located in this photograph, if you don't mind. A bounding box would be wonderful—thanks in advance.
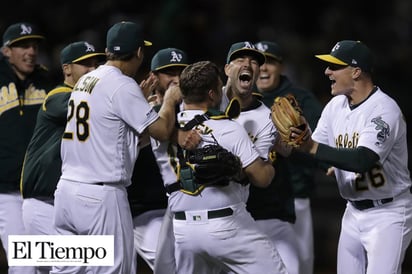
[1,0,412,273]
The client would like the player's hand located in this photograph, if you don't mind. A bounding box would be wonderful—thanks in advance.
[326,166,335,176]
[140,72,158,99]
[271,132,293,157]
[163,85,182,105]
[147,94,160,107]
[178,129,201,150]
[138,129,151,148]
[290,116,317,154]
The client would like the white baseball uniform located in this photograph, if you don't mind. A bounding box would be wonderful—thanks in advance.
[52,65,159,274]
[167,109,287,274]
[312,87,412,274]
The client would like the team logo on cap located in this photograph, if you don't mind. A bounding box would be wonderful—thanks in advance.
[170,51,183,62]
[20,24,33,35]
[84,42,96,52]
[242,41,255,49]
[331,43,341,52]
[255,42,268,52]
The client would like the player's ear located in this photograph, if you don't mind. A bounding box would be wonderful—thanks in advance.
[224,63,232,77]
[62,63,71,76]
[351,67,362,80]
[1,46,11,57]
[137,47,144,60]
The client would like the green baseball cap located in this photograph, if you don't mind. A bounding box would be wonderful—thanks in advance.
[255,41,283,62]
[315,40,374,72]
[106,21,152,54]
[60,41,106,65]
[226,41,266,66]
[151,48,189,71]
[3,22,44,47]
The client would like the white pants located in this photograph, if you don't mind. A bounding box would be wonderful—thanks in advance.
[153,208,176,274]
[51,180,136,274]
[337,190,412,274]
[0,191,35,274]
[22,198,56,274]
[256,218,300,274]
[173,203,288,274]
[133,209,166,270]
[293,198,314,274]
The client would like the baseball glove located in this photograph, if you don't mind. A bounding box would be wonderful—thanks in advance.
[271,94,308,147]
[186,144,242,186]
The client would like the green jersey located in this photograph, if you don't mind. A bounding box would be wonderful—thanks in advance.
[20,84,72,198]
[0,54,53,192]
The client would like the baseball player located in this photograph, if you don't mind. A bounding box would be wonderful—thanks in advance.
[52,21,181,274]
[255,40,323,274]
[167,60,287,273]
[0,22,53,274]
[20,41,105,274]
[223,41,299,274]
[297,40,412,273]
[128,47,189,270]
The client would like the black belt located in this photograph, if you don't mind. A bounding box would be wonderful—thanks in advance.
[350,187,412,211]
[165,182,181,194]
[174,207,234,220]
[349,197,393,210]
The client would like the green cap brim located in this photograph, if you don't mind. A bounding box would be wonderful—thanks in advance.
[315,54,348,65]
[144,40,152,46]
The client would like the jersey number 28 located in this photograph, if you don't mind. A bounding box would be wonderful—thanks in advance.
[62,100,90,141]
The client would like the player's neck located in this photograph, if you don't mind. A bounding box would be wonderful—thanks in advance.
[349,84,377,106]
[183,102,209,111]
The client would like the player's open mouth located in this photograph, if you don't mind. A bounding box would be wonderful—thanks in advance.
[259,74,270,80]
[239,71,253,89]
[239,71,252,83]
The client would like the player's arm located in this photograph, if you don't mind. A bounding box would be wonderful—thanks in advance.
[147,86,181,142]
[299,137,379,173]
[243,157,274,188]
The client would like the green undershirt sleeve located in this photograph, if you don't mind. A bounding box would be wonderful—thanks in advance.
[314,144,380,173]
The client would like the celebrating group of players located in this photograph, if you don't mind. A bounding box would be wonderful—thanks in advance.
[1,19,412,274]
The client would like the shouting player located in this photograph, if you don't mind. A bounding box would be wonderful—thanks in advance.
[298,40,412,274]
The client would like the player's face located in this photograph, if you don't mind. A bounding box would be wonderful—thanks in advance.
[2,39,40,80]
[256,57,282,92]
[70,57,102,83]
[225,55,260,98]
[325,64,356,96]
[155,67,184,93]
